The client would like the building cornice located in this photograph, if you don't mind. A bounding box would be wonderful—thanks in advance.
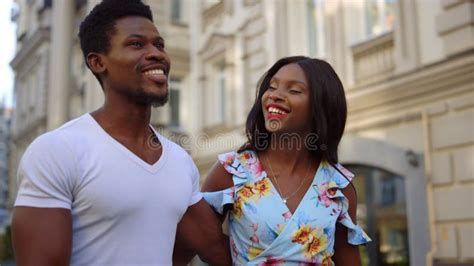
[347,51,474,113]
[10,27,50,70]
[199,32,231,58]
[346,51,474,131]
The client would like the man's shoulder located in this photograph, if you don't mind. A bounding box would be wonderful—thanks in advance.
[55,113,92,134]
[27,114,91,153]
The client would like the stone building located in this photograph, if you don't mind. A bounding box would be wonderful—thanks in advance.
[8,0,474,265]
[0,104,11,233]
[190,1,473,265]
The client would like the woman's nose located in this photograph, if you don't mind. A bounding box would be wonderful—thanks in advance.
[269,90,285,101]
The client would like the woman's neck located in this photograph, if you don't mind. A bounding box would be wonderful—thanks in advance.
[263,134,317,175]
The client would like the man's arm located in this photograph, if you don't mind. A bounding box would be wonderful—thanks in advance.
[12,207,72,266]
[173,199,231,266]
[12,133,76,266]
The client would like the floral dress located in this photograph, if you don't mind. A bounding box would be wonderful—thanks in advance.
[203,150,371,265]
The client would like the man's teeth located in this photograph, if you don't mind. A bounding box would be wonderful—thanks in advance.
[144,69,165,75]
[268,107,286,114]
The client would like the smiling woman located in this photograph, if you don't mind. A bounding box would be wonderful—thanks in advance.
[202,56,371,265]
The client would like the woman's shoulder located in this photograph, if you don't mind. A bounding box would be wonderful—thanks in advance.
[217,149,263,178]
[202,160,234,192]
[321,161,355,189]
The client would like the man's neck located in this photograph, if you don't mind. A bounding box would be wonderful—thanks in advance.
[91,98,153,141]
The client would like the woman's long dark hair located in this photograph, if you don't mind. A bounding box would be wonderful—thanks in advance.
[240,56,347,165]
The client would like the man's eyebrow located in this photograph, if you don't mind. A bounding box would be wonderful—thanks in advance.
[126,34,145,39]
[125,34,164,42]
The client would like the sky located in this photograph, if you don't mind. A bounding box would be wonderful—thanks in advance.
[0,0,16,108]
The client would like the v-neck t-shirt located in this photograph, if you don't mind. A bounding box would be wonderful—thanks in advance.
[203,150,371,265]
[15,113,202,265]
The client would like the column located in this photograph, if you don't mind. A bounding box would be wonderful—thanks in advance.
[47,0,74,130]
[393,0,420,74]
[189,0,203,156]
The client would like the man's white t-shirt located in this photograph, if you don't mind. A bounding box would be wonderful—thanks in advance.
[15,113,202,265]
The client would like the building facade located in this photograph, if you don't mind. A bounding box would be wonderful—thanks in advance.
[189,1,474,265]
[0,105,11,234]
[8,0,474,265]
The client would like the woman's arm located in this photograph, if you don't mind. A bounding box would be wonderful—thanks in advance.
[172,161,235,265]
[201,161,235,221]
[332,183,362,266]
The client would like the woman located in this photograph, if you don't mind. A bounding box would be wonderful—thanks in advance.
[202,56,371,265]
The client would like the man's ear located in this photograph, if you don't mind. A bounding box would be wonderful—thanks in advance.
[87,53,107,76]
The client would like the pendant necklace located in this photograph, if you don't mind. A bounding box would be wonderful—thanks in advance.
[264,155,312,204]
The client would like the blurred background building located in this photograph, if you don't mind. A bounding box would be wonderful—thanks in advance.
[0,104,11,233]
[4,0,474,265]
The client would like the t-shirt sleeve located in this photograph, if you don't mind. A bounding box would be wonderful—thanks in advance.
[188,161,203,206]
[14,132,77,210]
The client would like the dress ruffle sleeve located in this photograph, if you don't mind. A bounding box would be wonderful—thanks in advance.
[328,163,372,245]
[203,151,257,214]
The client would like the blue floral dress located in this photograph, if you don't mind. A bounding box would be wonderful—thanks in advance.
[203,150,371,265]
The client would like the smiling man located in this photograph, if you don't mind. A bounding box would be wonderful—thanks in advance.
[11,1,230,265]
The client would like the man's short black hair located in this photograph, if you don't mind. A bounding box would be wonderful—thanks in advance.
[78,0,153,83]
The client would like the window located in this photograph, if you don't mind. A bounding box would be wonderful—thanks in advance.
[215,63,226,124]
[381,177,396,206]
[169,78,181,127]
[171,0,181,22]
[307,0,326,58]
[203,61,227,129]
[366,0,396,37]
[348,165,410,266]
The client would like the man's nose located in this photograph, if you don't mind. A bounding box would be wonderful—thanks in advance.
[144,45,165,61]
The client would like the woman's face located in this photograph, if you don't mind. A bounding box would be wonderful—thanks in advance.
[261,63,312,135]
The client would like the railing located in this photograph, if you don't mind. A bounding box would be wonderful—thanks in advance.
[165,23,190,52]
[202,0,224,32]
[351,31,395,85]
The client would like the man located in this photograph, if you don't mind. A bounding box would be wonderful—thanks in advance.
[11,0,230,265]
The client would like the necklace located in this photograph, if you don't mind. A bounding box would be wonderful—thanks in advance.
[264,155,312,204]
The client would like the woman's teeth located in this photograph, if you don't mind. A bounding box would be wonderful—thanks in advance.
[268,107,286,114]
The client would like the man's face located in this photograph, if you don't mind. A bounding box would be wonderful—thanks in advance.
[102,16,171,106]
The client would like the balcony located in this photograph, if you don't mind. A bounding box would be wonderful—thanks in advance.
[202,0,224,32]
[351,31,395,86]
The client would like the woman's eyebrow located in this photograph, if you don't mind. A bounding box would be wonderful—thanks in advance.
[271,76,307,86]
